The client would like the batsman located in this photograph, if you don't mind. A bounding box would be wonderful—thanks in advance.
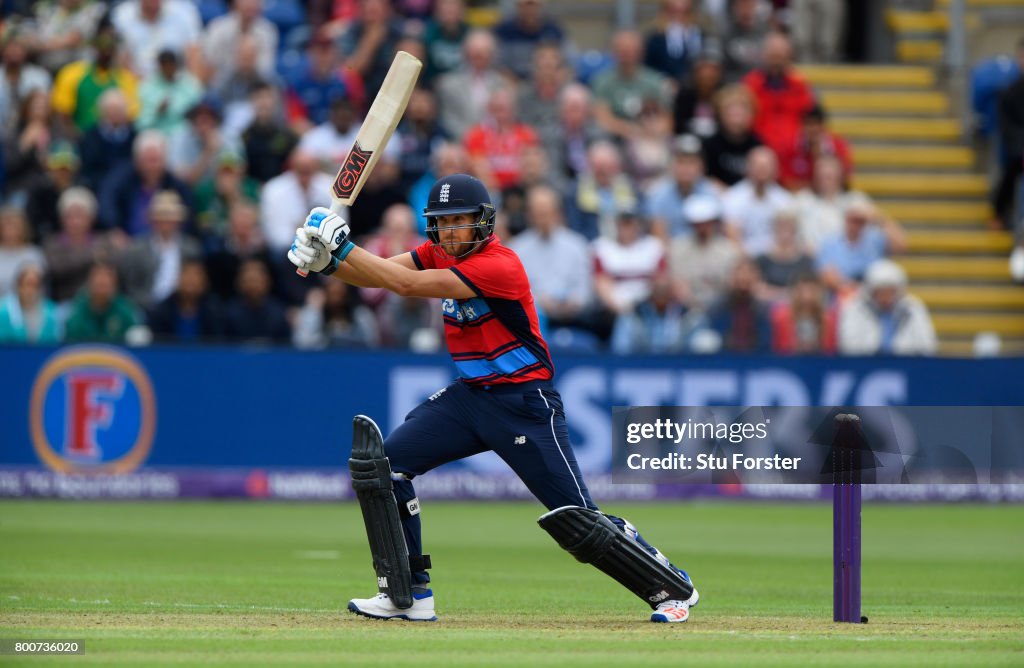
[288,174,698,623]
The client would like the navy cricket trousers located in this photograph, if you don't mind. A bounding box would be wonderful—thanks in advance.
[383,379,598,584]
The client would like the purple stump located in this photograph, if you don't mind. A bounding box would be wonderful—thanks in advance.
[833,481,862,623]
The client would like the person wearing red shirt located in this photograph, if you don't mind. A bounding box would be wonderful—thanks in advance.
[742,32,815,159]
[288,174,699,624]
[778,105,853,191]
[463,88,539,191]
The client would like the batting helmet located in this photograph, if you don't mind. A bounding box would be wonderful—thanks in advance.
[423,174,496,257]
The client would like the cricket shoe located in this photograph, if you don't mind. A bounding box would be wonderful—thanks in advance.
[650,571,699,623]
[347,590,437,622]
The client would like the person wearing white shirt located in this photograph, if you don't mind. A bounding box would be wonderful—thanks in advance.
[298,97,400,171]
[507,186,593,328]
[259,148,336,251]
[722,146,794,256]
[112,0,202,77]
[201,0,279,83]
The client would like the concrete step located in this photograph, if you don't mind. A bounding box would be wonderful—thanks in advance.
[852,145,973,169]
[932,313,1024,337]
[821,90,949,115]
[885,10,980,33]
[852,173,988,197]
[913,285,1024,310]
[798,65,935,88]
[906,230,1014,254]
[896,40,945,63]
[899,256,1011,282]
[878,201,992,224]
[831,117,961,141]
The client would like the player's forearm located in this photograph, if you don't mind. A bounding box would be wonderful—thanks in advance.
[344,246,419,295]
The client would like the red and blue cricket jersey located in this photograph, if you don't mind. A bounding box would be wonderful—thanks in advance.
[410,236,554,386]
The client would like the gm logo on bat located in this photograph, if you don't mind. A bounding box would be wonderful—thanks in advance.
[333,144,374,199]
[29,346,157,474]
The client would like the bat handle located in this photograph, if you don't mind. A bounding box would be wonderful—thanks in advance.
[295,203,346,277]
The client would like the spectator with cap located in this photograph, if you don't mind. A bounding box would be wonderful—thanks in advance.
[0,30,52,138]
[742,31,815,158]
[222,256,291,344]
[114,189,202,308]
[0,264,61,343]
[168,94,242,186]
[435,29,505,139]
[643,0,711,83]
[98,129,192,236]
[0,207,46,297]
[463,88,539,192]
[593,209,666,329]
[43,186,102,304]
[147,258,223,343]
[591,29,671,140]
[339,0,406,96]
[509,185,593,331]
[79,89,137,191]
[722,145,794,256]
[838,259,936,356]
[672,47,724,137]
[193,147,260,247]
[33,0,107,73]
[285,30,349,134]
[778,104,852,191]
[422,0,469,84]
[703,257,773,353]
[494,0,565,81]
[702,83,762,187]
[566,141,638,241]
[24,142,81,243]
[259,147,333,252]
[549,83,606,184]
[64,260,141,342]
[51,21,140,135]
[201,0,278,85]
[668,192,740,310]
[816,193,906,294]
[241,82,298,183]
[755,208,815,300]
[645,134,718,241]
[137,50,203,136]
[111,0,203,78]
[720,0,769,83]
[771,271,837,355]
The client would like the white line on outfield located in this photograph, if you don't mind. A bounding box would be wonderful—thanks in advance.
[141,601,335,613]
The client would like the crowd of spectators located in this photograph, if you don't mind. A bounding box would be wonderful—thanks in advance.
[0,0,936,356]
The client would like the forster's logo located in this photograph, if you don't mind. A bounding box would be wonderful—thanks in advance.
[439,183,450,203]
[30,346,156,474]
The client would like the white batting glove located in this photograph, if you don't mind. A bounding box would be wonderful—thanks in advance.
[288,227,336,274]
[304,206,352,253]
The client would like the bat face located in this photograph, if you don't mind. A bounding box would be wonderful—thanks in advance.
[333,144,373,201]
[329,50,422,210]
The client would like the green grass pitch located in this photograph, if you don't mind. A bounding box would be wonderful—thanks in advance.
[1,500,1022,666]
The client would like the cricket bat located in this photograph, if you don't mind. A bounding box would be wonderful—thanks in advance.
[297,50,423,276]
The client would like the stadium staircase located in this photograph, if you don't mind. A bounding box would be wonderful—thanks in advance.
[800,0,1024,356]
